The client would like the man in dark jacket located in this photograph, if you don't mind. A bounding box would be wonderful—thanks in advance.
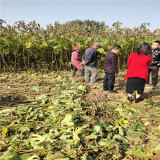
[83,42,100,83]
[103,45,121,93]
[146,41,160,90]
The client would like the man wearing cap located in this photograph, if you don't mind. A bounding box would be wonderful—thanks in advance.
[71,46,84,77]
[83,42,100,83]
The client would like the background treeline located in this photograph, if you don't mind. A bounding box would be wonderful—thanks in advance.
[0,19,159,72]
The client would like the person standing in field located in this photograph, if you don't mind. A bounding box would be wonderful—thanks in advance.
[83,42,100,83]
[71,46,84,77]
[146,41,160,90]
[103,45,121,93]
[124,43,152,103]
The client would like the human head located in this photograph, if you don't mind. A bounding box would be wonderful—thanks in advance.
[137,43,151,55]
[74,46,80,51]
[93,42,100,50]
[111,45,121,54]
[151,41,160,50]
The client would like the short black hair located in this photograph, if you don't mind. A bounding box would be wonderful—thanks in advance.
[153,41,160,45]
[137,43,151,55]
[112,45,121,50]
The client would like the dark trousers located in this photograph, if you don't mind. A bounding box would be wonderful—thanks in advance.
[147,66,159,87]
[72,64,84,77]
[103,72,115,91]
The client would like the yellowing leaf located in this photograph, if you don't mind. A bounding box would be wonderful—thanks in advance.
[1,127,8,138]
[85,133,97,140]
[49,129,60,137]
[113,134,128,142]
[98,141,108,146]
[74,125,87,135]
[157,125,160,130]
[118,126,124,136]
[27,155,40,160]
[45,151,65,160]
[61,114,74,126]
[0,151,12,159]
[82,155,87,160]
[153,145,160,152]
[73,133,80,141]
[77,85,86,91]
[74,127,83,135]
[122,120,129,124]
[54,158,69,160]
[146,153,153,158]
[19,126,30,134]
[31,134,45,143]
[29,134,46,149]
[144,121,150,126]
[73,125,88,142]
[94,125,101,132]
[59,135,71,141]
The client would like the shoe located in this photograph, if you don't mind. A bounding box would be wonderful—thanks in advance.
[103,88,108,91]
[152,87,156,91]
[108,90,118,94]
[135,98,141,103]
[128,96,132,102]
[145,84,150,88]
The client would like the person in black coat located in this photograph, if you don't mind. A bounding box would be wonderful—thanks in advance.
[103,45,121,93]
[146,41,160,90]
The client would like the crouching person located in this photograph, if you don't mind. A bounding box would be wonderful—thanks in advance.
[71,46,84,77]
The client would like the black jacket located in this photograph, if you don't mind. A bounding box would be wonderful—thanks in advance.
[83,47,97,67]
[151,48,160,67]
[105,51,118,74]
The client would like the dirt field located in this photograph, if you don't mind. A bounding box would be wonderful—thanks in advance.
[0,70,160,160]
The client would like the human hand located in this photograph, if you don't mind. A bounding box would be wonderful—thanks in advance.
[81,61,84,65]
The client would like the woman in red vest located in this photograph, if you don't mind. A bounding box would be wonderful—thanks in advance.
[71,46,84,77]
[124,43,152,103]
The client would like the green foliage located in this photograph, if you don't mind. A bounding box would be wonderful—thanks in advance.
[0,20,159,71]
[127,128,145,137]
[133,147,153,159]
